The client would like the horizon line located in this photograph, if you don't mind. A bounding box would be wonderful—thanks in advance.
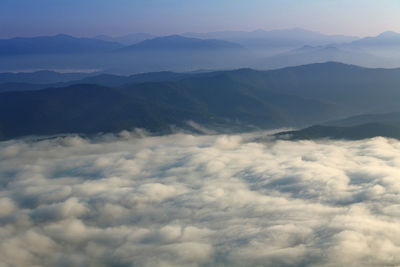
[2,27,399,40]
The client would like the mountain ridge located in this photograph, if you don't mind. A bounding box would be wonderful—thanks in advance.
[0,34,123,56]
[2,62,400,140]
[118,35,243,52]
[182,28,359,47]
[275,122,400,140]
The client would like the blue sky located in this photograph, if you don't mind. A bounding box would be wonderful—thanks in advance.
[1,0,399,38]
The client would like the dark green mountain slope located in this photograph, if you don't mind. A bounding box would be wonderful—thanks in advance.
[0,78,333,140]
[0,71,192,93]
[325,112,400,127]
[72,71,188,87]
[3,62,400,118]
[0,83,50,93]
[275,111,400,140]
[276,122,400,140]
[2,62,400,140]
[223,63,400,114]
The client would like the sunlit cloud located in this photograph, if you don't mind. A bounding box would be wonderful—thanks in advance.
[1,132,400,266]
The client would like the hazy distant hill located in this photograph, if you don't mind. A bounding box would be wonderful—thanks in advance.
[0,83,48,93]
[0,70,98,93]
[183,28,359,48]
[94,33,155,45]
[0,70,96,84]
[258,45,379,69]
[4,30,400,73]
[4,31,400,73]
[0,34,122,55]
[351,31,400,46]
[71,71,188,87]
[0,71,189,92]
[118,35,243,52]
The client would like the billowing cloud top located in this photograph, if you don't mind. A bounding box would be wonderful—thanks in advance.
[1,131,400,266]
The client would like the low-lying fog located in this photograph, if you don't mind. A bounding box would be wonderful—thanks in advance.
[1,130,400,266]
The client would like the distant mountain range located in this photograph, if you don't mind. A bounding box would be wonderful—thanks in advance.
[182,28,359,48]
[0,70,96,84]
[0,70,191,92]
[2,62,400,140]
[0,70,98,93]
[94,33,155,45]
[117,35,243,52]
[2,29,400,72]
[257,45,376,69]
[93,28,359,48]
[0,34,123,56]
[0,34,244,56]
[351,31,400,46]
[2,30,400,141]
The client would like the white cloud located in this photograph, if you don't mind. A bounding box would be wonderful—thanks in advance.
[1,132,400,266]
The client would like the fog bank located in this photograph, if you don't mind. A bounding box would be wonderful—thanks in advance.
[1,131,400,266]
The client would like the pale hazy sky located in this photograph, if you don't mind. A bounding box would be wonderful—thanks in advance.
[1,0,400,38]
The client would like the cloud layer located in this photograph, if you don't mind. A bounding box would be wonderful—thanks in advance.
[1,131,400,266]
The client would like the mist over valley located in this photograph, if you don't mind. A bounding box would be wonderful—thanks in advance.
[2,0,400,265]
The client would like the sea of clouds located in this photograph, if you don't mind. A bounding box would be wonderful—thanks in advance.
[1,130,400,266]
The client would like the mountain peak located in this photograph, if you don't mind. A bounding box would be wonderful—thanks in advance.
[378,31,400,38]
[157,35,189,40]
[118,35,243,52]
[252,29,267,34]
[53,34,75,39]
[351,30,400,46]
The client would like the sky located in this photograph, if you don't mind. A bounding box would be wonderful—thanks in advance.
[0,0,400,39]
